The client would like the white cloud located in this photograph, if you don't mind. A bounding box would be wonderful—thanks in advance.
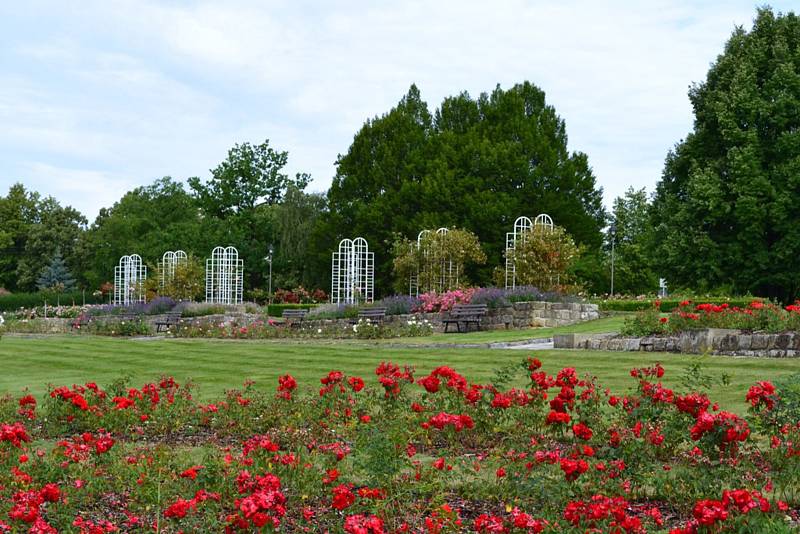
[1,0,796,221]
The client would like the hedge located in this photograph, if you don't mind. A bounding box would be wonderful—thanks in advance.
[596,296,765,313]
[0,291,105,312]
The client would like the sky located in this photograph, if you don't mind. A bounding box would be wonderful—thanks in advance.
[0,0,796,222]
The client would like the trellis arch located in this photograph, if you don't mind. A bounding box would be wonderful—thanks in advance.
[205,246,244,304]
[331,237,374,304]
[534,213,554,231]
[505,214,554,289]
[113,254,147,305]
[408,227,461,295]
[505,217,533,289]
[159,250,188,287]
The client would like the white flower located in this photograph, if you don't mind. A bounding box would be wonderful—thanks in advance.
[317,328,322,334]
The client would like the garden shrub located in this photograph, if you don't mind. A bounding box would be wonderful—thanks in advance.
[0,290,104,311]
[86,318,152,336]
[622,300,800,335]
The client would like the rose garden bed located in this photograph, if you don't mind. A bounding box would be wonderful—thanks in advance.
[0,356,798,532]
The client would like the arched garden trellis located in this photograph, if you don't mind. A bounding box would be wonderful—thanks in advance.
[331,237,374,304]
[159,250,187,287]
[205,246,244,305]
[407,227,466,295]
[113,254,147,305]
[505,214,554,289]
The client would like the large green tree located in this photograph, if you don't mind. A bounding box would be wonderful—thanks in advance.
[327,83,605,295]
[0,184,40,290]
[0,184,86,291]
[609,187,658,295]
[650,8,800,300]
[188,139,312,288]
[77,177,208,289]
[17,198,86,290]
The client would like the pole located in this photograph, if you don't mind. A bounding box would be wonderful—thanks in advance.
[610,223,616,298]
[268,258,273,306]
[610,238,615,297]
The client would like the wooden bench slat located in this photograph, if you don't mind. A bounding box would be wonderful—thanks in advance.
[442,304,488,333]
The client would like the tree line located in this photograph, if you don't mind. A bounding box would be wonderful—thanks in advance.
[1,7,798,301]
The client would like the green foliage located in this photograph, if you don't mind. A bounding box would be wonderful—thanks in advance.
[505,225,580,291]
[650,8,800,301]
[326,82,605,295]
[0,184,86,292]
[620,305,667,337]
[0,291,103,311]
[86,318,152,337]
[188,139,309,217]
[772,373,800,429]
[392,228,486,293]
[147,255,204,301]
[609,187,658,295]
[77,177,208,289]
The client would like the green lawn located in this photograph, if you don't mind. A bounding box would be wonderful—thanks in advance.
[371,314,628,345]
[2,331,799,413]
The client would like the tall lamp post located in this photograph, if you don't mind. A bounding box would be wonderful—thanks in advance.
[609,223,616,298]
[265,245,274,305]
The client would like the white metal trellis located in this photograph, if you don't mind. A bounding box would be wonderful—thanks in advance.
[505,216,533,289]
[534,213,554,231]
[409,230,430,296]
[505,214,554,289]
[159,250,187,287]
[113,254,147,305]
[435,227,457,292]
[331,237,374,304]
[205,246,243,304]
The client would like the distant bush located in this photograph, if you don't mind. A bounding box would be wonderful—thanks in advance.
[0,291,104,312]
[307,303,359,319]
[175,302,228,318]
[376,295,421,315]
[87,318,152,337]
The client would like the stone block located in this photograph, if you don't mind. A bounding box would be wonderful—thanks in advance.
[736,335,752,351]
[750,334,769,350]
[775,334,792,350]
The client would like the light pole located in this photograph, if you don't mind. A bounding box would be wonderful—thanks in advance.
[610,223,616,298]
[265,245,274,305]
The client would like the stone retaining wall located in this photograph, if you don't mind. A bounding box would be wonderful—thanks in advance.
[555,328,800,357]
[4,301,600,335]
[281,301,598,332]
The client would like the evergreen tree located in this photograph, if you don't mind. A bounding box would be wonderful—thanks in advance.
[326,82,605,295]
[650,7,800,300]
[36,250,76,292]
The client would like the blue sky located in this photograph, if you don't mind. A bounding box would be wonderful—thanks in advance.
[0,1,796,221]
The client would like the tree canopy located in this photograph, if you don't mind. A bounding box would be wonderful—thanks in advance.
[650,8,800,301]
[327,82,606,294]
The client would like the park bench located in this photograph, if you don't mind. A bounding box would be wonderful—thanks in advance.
[71,314,91,330]
[281,309,308,328]
[154,311,183,333]
[442,304,488,333]
[351,307,387,325]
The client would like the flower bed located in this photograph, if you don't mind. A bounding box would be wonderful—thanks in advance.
[170,317,435,340]
[0,358,798,531]
[623,300,800,337]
